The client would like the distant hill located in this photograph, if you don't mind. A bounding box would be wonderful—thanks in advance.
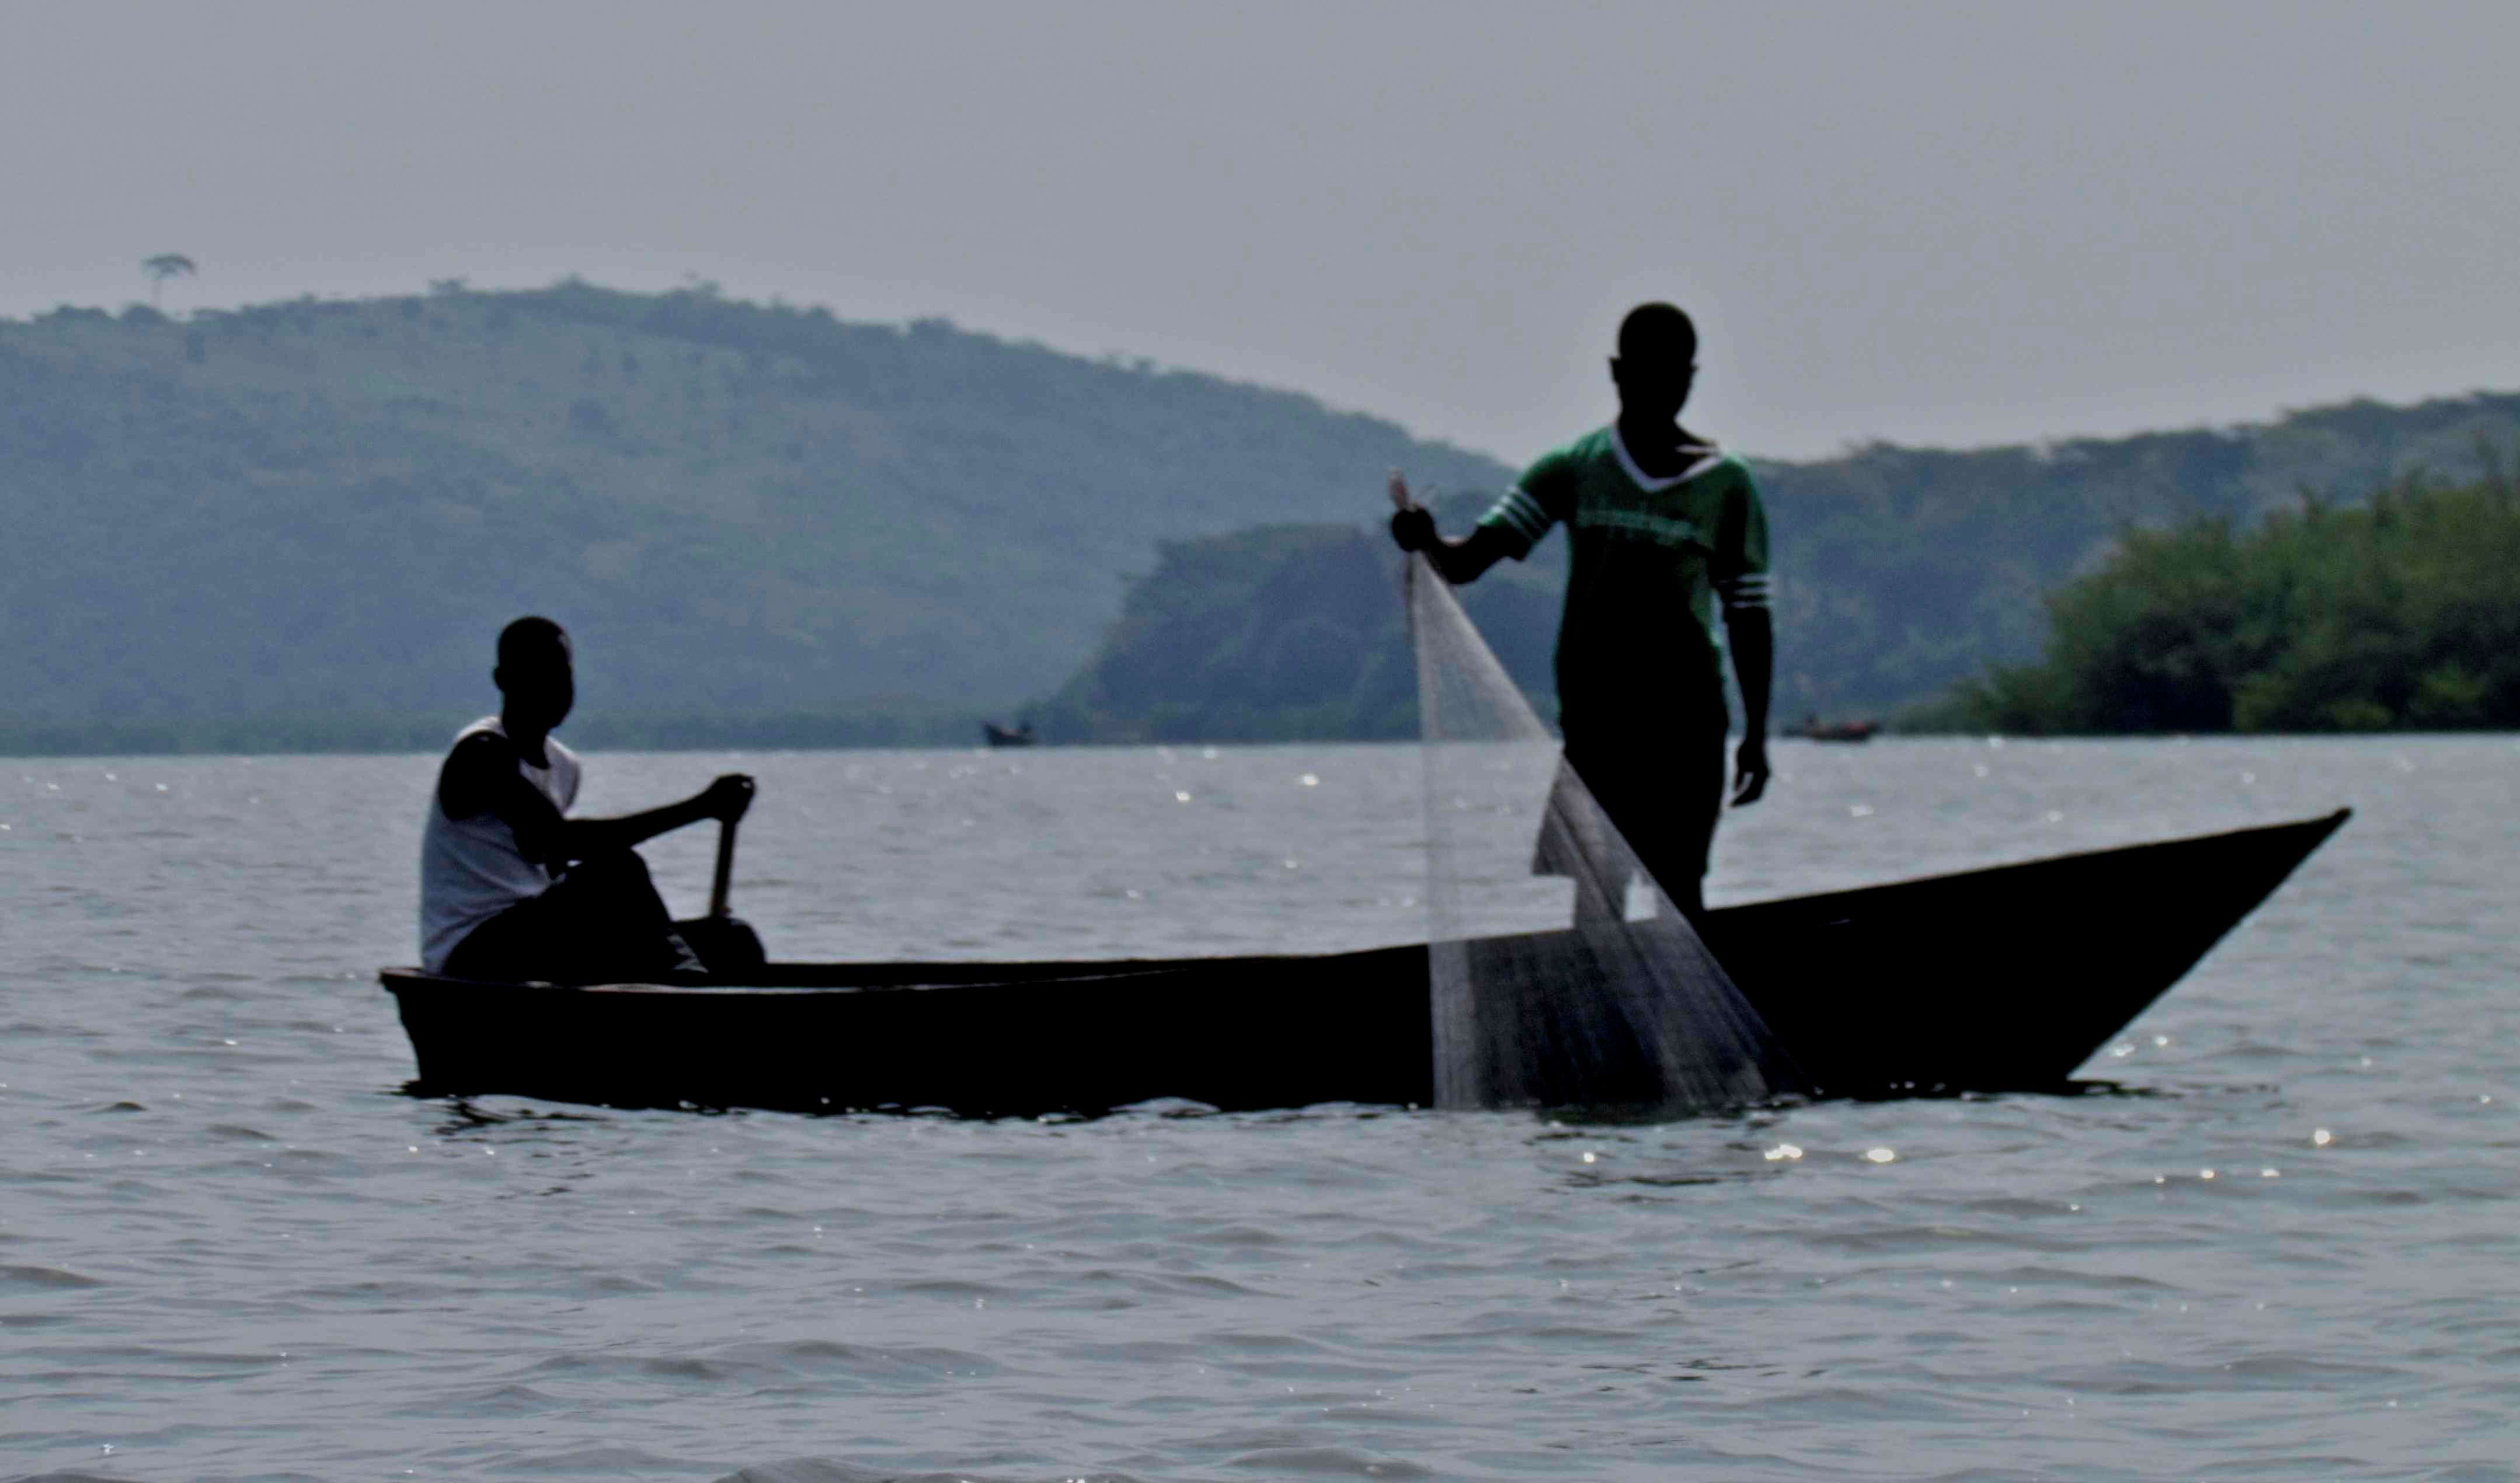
[0,283,1508,751]
[5,282,2516,752]
[1042,398,2520,741]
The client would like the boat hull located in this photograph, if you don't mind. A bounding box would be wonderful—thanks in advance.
[381,810,2347,1116]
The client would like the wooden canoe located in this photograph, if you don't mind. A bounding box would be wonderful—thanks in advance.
[380,809,2347,1116]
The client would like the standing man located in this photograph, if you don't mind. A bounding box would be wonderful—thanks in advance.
[419,615,756,982]
[1389,302,1771,921]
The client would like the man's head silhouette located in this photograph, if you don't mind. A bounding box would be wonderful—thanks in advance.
[1610,302,1698,428]
[493,615,573,734]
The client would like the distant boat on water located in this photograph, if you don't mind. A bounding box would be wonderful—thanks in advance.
[1791,715,1881,743]
[983,721,1037,748]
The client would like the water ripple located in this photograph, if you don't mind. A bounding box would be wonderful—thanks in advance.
[1,740,2514,1480]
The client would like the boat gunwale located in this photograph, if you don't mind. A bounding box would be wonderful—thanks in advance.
[378,807,2350,995]
[1700,806,2348,906]
[378,963,1205,997]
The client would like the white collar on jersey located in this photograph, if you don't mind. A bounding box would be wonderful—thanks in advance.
[1610,424,1723,493]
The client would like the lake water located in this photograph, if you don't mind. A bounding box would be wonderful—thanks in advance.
[4,736,2514,1481]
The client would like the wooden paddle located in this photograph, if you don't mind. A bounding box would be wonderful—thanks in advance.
[709,810,739,919]
[680,795,765,973]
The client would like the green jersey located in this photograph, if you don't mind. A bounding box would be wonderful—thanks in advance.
[1476,425,1770,731]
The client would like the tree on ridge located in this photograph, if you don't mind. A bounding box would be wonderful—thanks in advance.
[142,253,197,308]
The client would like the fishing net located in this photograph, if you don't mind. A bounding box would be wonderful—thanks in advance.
[1406,553,1807,1115]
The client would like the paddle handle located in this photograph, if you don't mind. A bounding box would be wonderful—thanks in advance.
[709,813,738,918]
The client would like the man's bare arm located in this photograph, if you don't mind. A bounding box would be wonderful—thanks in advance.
[1724,607,1772,806]
[438,733,753,867]
[538,779,751,865]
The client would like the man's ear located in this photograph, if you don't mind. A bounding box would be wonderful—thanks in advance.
[490,664,505,694]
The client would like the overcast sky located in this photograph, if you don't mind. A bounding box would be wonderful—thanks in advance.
[6,1,2517,462]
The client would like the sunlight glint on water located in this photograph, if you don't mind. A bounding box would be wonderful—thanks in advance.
[1,736,2514,1480]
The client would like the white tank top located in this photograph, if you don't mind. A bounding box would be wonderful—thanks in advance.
[417,716,582,973]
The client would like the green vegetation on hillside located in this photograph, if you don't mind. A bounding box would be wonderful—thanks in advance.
[1757,401,2520,719]
[1950,472,2520,734]
[6,279,2519,752]
[0,283,1505,751]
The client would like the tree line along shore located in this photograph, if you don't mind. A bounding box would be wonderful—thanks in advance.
[1939,471,2520,734]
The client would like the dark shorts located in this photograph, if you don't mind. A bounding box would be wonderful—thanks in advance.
[442,850,688,984]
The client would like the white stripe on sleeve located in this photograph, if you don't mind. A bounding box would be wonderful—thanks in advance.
[1717,573,1772,611]
[1478,487,1553,545]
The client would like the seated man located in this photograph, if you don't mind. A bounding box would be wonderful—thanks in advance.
[419,615,754,983]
